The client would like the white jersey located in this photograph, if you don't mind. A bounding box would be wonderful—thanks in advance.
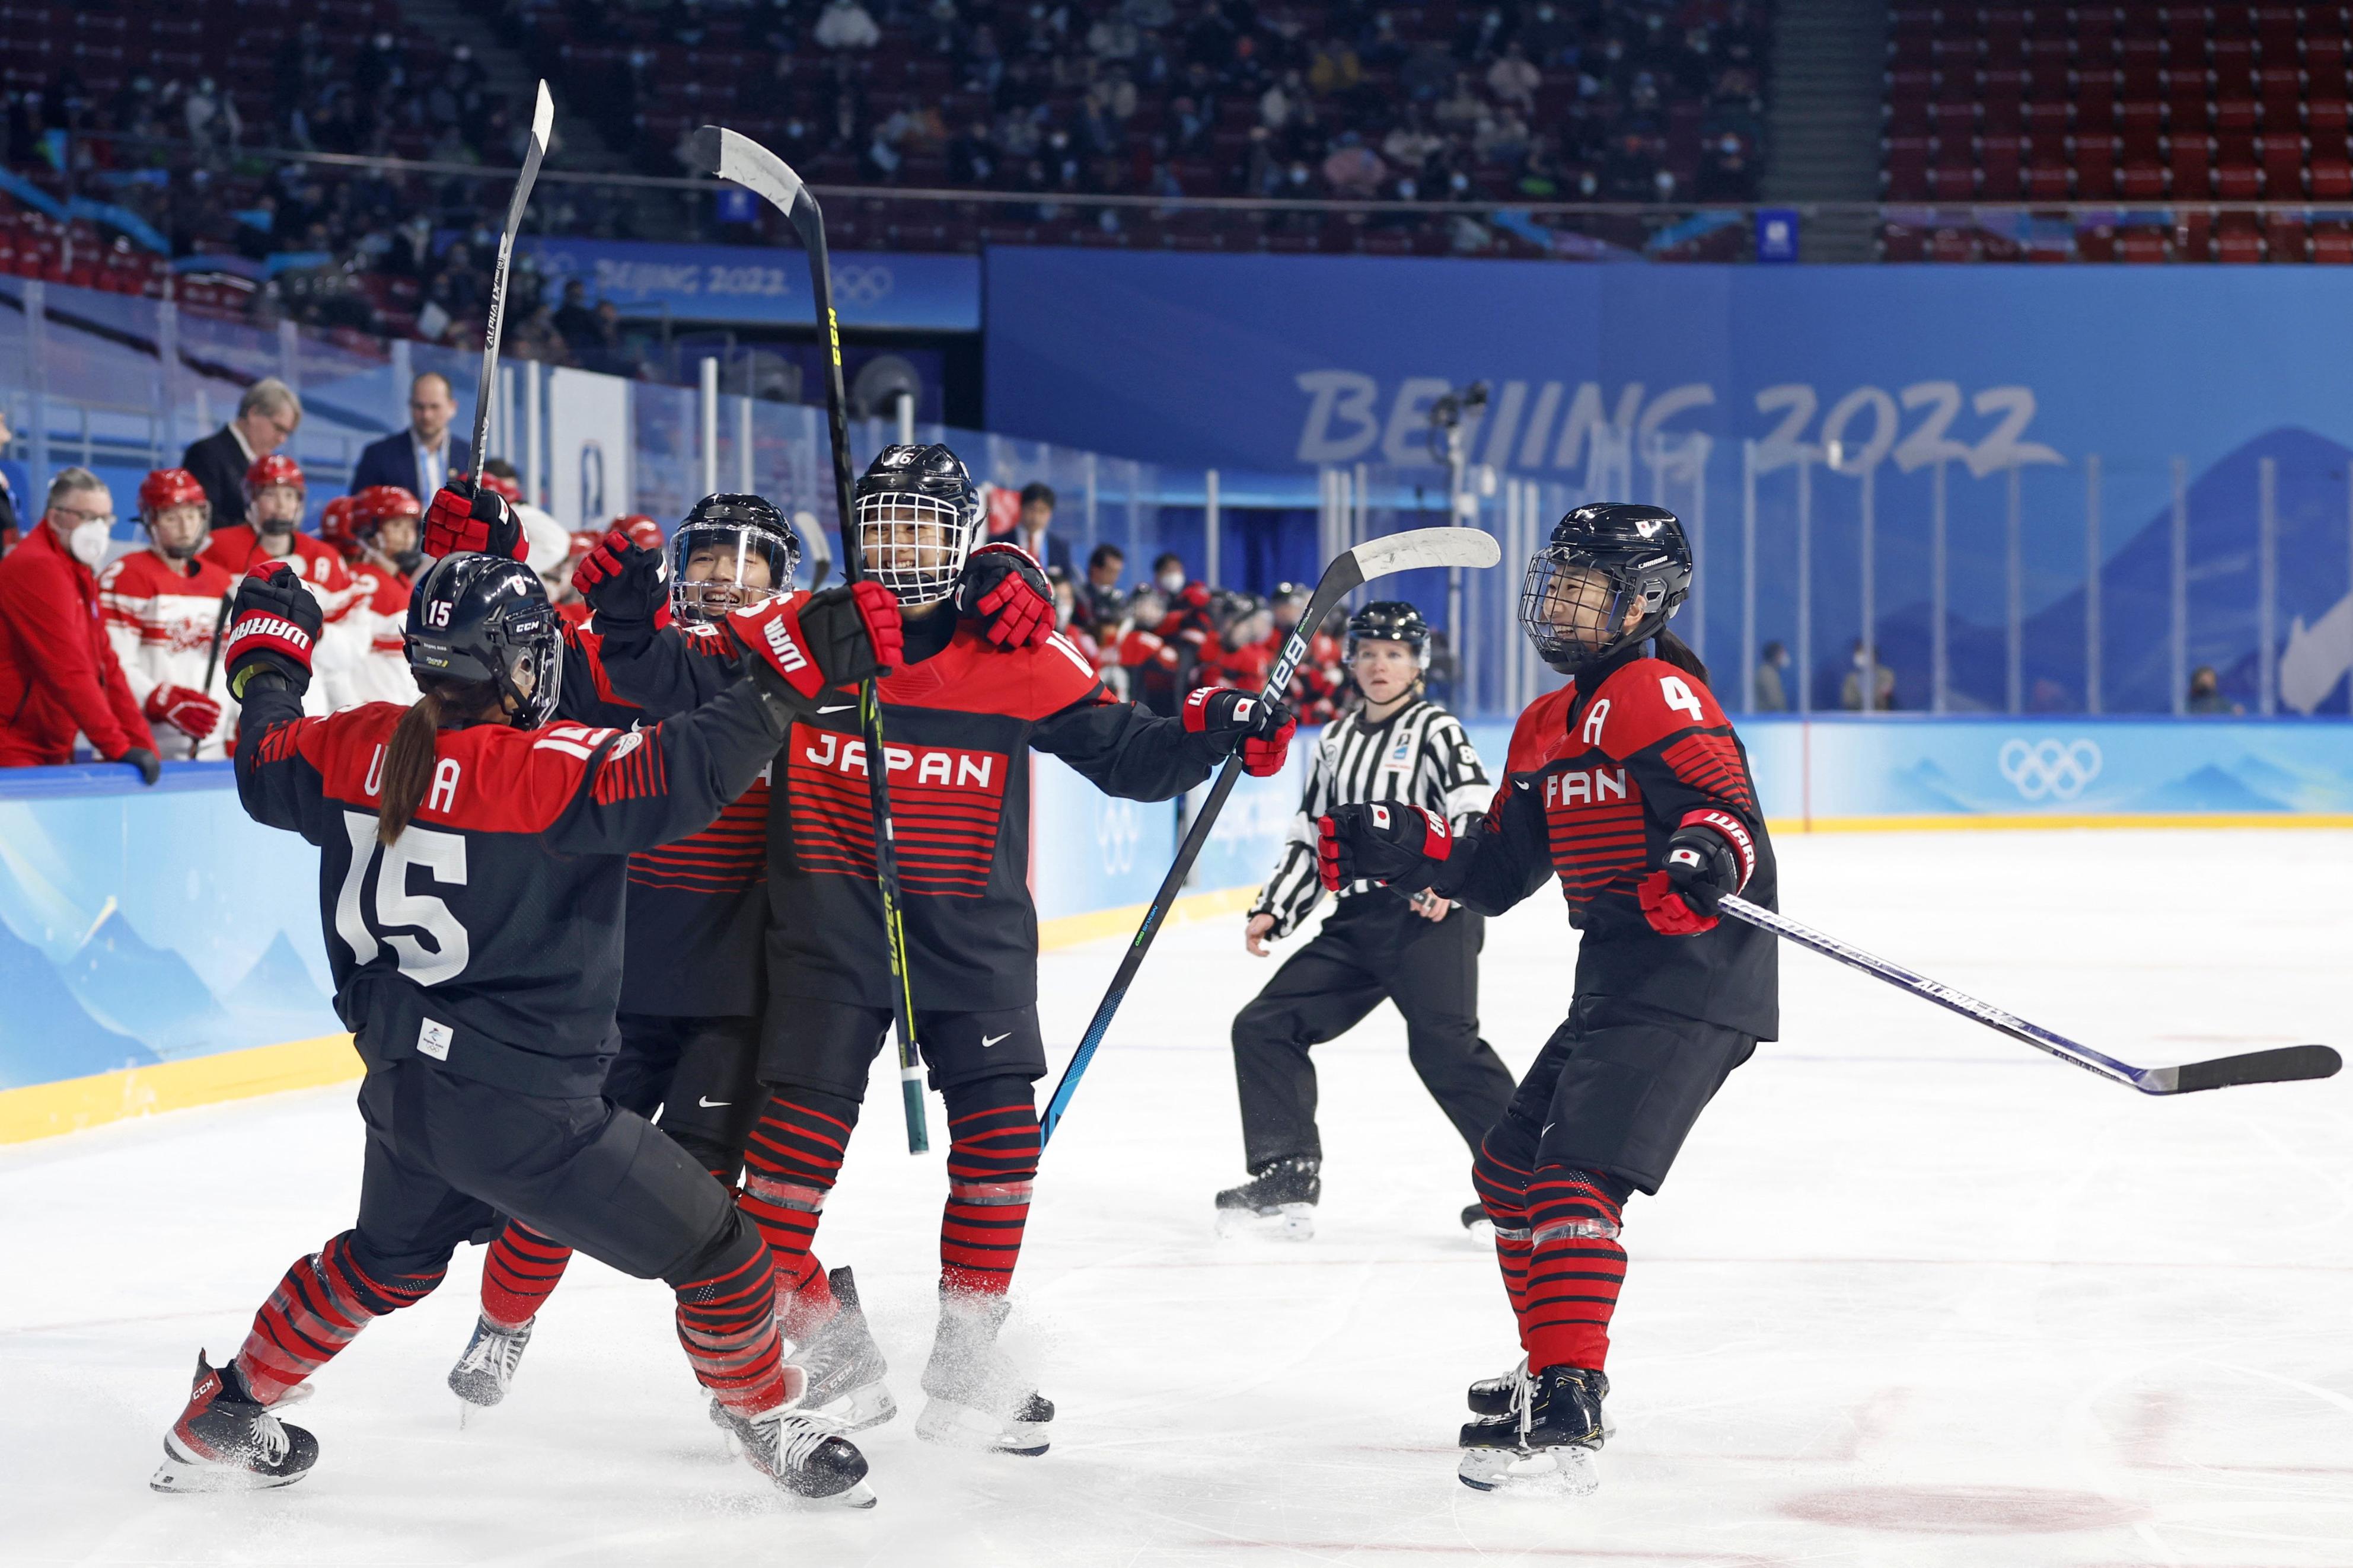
[97,548,241,759]
[327,563,417,710]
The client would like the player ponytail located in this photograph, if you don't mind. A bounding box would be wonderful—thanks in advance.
[378,679,506,845]
[1653,627,1710,688]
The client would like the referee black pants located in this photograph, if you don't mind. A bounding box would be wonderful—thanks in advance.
[1230,893,1514,1170]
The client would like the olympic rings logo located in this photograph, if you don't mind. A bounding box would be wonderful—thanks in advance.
[1998,739,2103,801]
[1097,797,1141,874]
[833,265,894,306]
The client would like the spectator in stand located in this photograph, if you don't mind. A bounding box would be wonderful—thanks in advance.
[99,469,237,760]
[1486,42,1541,113]
[815,0,882,51]
[1322,132,1386,199]
[551,279,600,355]
[1010,480,1073,573]
[2186,665,2242,716]
[1081,540,1127,623]
[1197,593,1276,692]
[1115,586,1187,716]
[350,372,472,500]
[0,407,21,550]
[180,378,303,530]
[1753,640,1790,713]
[1839,638,1896,711]
[0,468,160,781]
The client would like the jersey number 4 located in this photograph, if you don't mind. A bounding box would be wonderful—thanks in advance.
[334,812,470,984]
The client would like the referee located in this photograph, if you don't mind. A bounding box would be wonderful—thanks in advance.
[1216,601,1515,1238]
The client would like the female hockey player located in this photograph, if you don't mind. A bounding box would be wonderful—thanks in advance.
[98,469,235,759]
[556,445,1295,1458]
[444,494,812,1417]
[1218,600,1512,1239]
[200,454,365,714]
[149,531,902,1506]
[1317,503,1777,1500]
[320,485,425,708]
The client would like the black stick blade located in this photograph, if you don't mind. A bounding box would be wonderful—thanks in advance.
[686,126,724,177]
[2163,1045,2342,1094]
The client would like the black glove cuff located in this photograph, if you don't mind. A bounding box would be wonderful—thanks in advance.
[229,650,313,701]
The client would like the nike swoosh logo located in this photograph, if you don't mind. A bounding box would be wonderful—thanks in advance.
[816,702,856,714]
[981,1032,1011,1048]
[1515,779,1532,790]
[698,1096,731,1108]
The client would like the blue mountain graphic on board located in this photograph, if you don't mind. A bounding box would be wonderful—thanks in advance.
[224,931,343,1043]
[2128,763,2291,813]
[0,917,154,1090]
[59,905,240,1060]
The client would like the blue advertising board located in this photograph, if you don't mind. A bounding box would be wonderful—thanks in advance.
[514,237,980,330]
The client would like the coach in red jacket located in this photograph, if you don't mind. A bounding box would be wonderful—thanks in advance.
[0,466,160,781]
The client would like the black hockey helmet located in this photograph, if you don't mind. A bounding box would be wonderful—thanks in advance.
[671,492,801,624]
[405,552,563,727]
[1268,580,1311,628]
[1346,599,1431,668]
[1519,502,1692,675]
[853,442,981,607]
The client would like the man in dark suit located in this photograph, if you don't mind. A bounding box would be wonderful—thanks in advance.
[180,378,304,529]
[350,371,471,500]
[1012,480,1073,575]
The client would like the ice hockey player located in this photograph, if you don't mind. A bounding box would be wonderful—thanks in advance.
[444,494,802,1418]
[98,468,236,760]
[149,534,901,1505]
[552,445,1296,1458]
[1316,503,1777,1500]
[320,486,425,709]
[199,454,363,713]
[1219,599,1511,1239]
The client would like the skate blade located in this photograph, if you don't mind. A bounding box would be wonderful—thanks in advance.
[804,1478,877,1510]
[1214,1202,1314,1242]
[150,1449,307,1494]
[800,1382,899,1435]
[916,1396,1050,1457]
[1456,1444,1599,1497]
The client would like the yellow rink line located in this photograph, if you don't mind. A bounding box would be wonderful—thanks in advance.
[0,884,1265,1147]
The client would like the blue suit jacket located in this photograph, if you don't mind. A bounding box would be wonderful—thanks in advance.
[350,432,471,499]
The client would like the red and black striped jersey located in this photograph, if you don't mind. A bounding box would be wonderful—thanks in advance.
[600,605,1233,1014]
[1435,650,1777,1039]
[561,624,769,1019]
[232,672,787,1096]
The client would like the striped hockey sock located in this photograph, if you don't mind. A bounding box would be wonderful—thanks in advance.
[674,1232,793,1417]
[1472,1129,1536,1343]
[939,1088,1041,1296]
[738,1092,856,1326]
[234,1232,443,1405]
[480,1221,573,1331]
[1520,1165,1628,1374]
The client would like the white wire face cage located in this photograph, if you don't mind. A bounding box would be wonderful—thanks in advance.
[855,490,972,606]
[1519,550,1654,668]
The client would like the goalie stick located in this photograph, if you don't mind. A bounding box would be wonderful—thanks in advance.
[690,124,929,1154]
[465,82,554,490]
[1041,524,1504,1145]
[1718,894,2341,1094]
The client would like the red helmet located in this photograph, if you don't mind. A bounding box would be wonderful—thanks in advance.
[318,494,363,558]
[567,529,601,565]
[353,484,424,535]
[137,467,209,521]
[616,514,663,551]
[243,453,305,499]
[479,470,523,504]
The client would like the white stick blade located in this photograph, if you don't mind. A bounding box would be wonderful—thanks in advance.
[529,81,553,150]
[1351,525,1503,579]
[696,125,805,213]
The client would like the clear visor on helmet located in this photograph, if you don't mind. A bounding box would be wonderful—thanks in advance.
[855,490,970,607]
[670,522,796,624]
[1519,550,1644,666]
[498,617,564,728]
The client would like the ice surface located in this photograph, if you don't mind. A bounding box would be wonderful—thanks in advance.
[4,829,2350,1566]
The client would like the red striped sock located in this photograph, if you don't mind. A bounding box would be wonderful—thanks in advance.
[738,1094,852,1312]
[940,1099,1040,1296]
[675,1237,795,1417]
[480,1221,573,1330]
[1519,1165,1627,1374]
[235,1232,442,1404]
[1472,1132,1535,1349]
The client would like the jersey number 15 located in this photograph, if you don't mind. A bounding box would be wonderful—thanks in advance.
[334,812,471,985]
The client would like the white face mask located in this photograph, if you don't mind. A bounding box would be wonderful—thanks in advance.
[68,519,111,567]
[1157,569,1184,592]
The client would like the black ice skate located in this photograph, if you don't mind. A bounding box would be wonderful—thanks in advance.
[716,1400,876,1506]
[1213,1155,1321,1240]
[1466,1358,1614,1438]
[151,1351,320,1493]
[1457,1364,1607,1497]
[448,1314,533,1422]
[1461,1202,1490,1233]
[915,1289,1054,1457]
[786,1267,897,1433]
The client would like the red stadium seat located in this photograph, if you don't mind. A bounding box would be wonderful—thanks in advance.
[1979,136,2027,198]
[2214,161,2263,199]
[1883,136,1931,199]
[2172,140,2215,196]
[2214,97,2262,132]
[2118,161,2169,199]
[2179,210,2216,261]
[2215,217,2265,263]
[2265,215,2308,261]
[2022,157,2071,199]
[2261,136,2307,193]
[2211,39,2258,97]
[2311,222,2353,263]
[2077,79,2121,133]
[2074,138,2121,199]
[1928,162,1977,200]
[2118,229,2170,263]
[2312,159,2353,199]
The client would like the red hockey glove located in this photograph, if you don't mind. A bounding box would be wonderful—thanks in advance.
[954,541,1054,649]
[223,561,324,700]
[1317,801,1450,891]
[1637,812,1752,937]
[144,682,223,742]
[1183,686,1295,776]
[572,526,672,641]
[422,477,524,562]
[726,581,904,701]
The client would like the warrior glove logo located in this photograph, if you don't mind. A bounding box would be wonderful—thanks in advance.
[761,617,809,673]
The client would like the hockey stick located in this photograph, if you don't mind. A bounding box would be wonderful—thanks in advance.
[1718,895,2341,1095]
[691,124,929,1154]
[464,81,554,494]
[192,590,233,760]
[1041,525,1504,1145]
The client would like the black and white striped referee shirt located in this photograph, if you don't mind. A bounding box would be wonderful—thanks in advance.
[1251,696,1491,937]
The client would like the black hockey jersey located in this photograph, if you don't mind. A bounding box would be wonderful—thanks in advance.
[234,673,787,1096]
[562,624,769,1018]
[600,605,1232,1012]
[1430,649,1778,1039]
